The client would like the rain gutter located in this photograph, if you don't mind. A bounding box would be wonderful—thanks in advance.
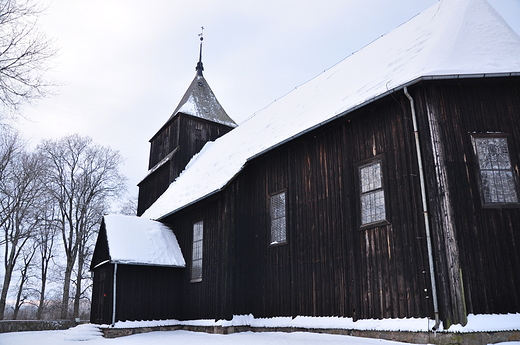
[404,86,440,331]
[112,262,118,327]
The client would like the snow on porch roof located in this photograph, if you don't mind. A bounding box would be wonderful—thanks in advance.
[142,0,520,220]
[104,214,185,267]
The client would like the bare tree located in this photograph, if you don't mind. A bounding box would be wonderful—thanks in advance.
[0,0,56,117]
[0,139,45,319]
[0,130,23,220]
[12,241,36,319]
[117,195,138,216]
[37,134,127,319]
[33,204,58,319]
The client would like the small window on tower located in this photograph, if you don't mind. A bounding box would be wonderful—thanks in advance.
[472,135,519,207]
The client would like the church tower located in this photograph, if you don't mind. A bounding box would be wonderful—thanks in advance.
[137,34,237,216]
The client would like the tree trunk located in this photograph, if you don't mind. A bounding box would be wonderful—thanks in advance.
[37,258,49,320]
[73,271,82,319]
[60,259,74,319]
[0,265,13,320]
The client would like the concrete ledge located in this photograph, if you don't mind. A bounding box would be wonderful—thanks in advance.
[0,320,80,333]
[101,324,520,345]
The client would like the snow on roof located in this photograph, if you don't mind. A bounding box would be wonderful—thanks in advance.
[168,74,237,128]
[104,214,185,267]
[142,0,520,220]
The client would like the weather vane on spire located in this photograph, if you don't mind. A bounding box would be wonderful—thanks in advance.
[196,26,204,76]
[198,26,204,41]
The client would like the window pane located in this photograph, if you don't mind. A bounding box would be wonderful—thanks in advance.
[360,160,386,225]
[481,170,518,203]
[360,162,382,193]
[361,190,386,224]
[270,192,286,219]
[474,137,518,204]
[191,260,202,282]
[270,192,286,244]
[271,216,286,244]
[475,138,511,170]
[191,221,203,281]
[193,221,203,241]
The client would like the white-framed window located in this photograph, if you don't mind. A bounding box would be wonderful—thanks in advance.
[270,191,287,245]
[472,135,519,206]
[359,159,387,226]
[191,220,203,282]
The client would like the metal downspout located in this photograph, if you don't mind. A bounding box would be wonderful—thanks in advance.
[112,262,118,327]
[404,86,441,331]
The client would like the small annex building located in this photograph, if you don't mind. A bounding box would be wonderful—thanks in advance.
[90,215,185,324]
[91,0,520,329]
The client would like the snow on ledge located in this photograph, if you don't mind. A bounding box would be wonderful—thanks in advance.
[101,313,520,333]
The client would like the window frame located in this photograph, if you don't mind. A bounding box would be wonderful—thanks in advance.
[356,155,390,230]
[190,220,204,283]
[269,190,287,247]
[471,133,520,208]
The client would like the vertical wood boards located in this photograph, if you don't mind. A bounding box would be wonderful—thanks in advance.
[413,78,520,324]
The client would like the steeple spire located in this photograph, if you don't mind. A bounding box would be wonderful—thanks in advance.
[196,26,204,76]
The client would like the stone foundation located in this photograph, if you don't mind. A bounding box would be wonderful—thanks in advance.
[0,320,81,333]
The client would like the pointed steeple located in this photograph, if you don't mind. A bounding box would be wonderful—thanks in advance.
[166,29,237,128]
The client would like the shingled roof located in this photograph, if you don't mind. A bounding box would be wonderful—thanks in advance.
[167,73,237,128]
[142,0,520,220]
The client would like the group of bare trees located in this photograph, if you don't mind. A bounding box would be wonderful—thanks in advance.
[0,0,130,321]
[0,131,128,320]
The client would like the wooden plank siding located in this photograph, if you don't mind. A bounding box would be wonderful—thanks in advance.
[228,91,433,321]
[162,196,234,320]
[114,265,181,322]
[412,78,520,322]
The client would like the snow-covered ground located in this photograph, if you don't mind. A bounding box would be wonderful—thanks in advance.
[1,314,519,345]
[0,324,519,345]
[0,324,414,345]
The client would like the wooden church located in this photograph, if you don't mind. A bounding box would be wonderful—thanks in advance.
[91,0,520,329]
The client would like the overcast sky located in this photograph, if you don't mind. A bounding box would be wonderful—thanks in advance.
[12,0,520,205]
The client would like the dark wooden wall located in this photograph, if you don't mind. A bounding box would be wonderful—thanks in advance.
[231,93,432,321]
[148,114,234,170]
[114,264,182,322]
[162,196,235,321]
[413,78,520,321]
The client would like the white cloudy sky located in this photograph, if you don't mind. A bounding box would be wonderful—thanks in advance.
[12,0,520,203]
